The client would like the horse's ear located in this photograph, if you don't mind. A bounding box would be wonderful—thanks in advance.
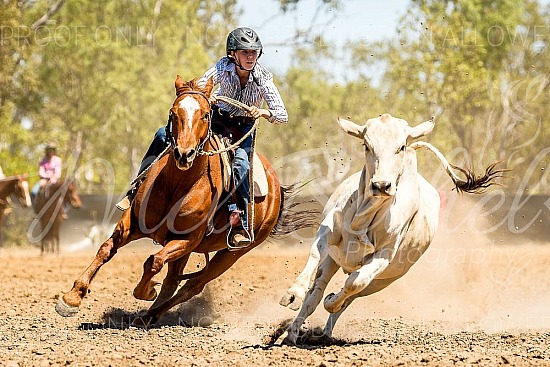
[203,77,214,97]
[175,75,185,96]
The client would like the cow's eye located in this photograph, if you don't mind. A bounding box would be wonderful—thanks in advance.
[362,143,370,152]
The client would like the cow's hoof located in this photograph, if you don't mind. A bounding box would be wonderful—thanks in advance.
[55,297,80,317]
[282,334,298,345]
[279,291,303,311]
[323,292,342,313]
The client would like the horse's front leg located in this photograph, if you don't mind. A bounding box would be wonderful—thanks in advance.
[134,244,252,326]
[55,211,134,317]
[149,253,190,309]
[132,238,197,301]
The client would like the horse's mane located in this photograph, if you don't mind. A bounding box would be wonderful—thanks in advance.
[175,76,213,98]
[43,179,77,191]
[176,78,200,97]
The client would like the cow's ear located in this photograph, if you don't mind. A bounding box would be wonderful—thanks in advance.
[408,117,435,140]
[337,117,365,139]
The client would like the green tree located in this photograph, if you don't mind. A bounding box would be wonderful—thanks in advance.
[350,0,549,192]
[0,0,65,177]
[24,0,238,192]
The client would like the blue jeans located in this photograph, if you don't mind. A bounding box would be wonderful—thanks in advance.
[31,181,40,208]
[138,127,169,175]
[232,126,253,230]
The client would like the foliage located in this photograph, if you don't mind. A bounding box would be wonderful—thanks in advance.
[1,0,238,192]
[278,0,342,13]
[349,0,550,193]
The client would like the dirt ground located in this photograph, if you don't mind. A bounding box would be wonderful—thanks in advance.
[1,194,550,366]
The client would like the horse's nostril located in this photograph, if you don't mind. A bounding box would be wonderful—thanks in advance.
[186,149,196,159]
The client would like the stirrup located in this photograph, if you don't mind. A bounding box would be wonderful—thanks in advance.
[227,227,252,251]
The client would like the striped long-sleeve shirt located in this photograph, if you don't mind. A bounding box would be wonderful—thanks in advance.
[200,57,288,124]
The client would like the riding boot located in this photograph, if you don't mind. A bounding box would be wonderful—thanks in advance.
[227,203,251,251]
[116,187,137,211]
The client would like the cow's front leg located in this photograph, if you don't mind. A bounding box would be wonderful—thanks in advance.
[280,230,330,311]
[323,276,401,337]
[324,252,391,313]
[285,256,340,345]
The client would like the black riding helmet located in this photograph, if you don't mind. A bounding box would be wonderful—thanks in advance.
[226,27,263,57]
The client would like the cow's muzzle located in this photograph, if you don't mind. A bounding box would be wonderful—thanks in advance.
[371,180,392,196]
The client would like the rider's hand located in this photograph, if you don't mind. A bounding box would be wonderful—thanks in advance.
[248,106,271,120]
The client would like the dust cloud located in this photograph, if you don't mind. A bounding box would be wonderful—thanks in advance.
[239,191,550,335]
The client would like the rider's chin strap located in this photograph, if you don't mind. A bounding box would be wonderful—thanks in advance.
[227,55,261,85]
[228,55,252,72]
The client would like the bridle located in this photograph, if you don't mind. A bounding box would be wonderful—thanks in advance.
[166,92,260,157]
[130,92,257,186]
[166,90,213,154]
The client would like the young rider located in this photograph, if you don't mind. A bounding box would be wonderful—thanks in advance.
[116,27,288,248]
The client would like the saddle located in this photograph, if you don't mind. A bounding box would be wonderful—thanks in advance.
[210,134,268,197]
[206,132,268,246]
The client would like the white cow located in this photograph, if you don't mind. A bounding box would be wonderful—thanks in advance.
[280,114,501,344]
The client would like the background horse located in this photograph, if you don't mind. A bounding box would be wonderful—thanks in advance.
[56,76,316,325]
[0,175,32,234]
[34,180,82,254]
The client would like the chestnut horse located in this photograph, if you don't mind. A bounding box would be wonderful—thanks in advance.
[33,180,82,254]
[56,76,315,326]
[0,175,32,234]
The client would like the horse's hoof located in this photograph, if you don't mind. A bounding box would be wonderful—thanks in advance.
[131,315,157,328]
[55,296,80,317]
[133,288,158,301]
[133,280,160,301]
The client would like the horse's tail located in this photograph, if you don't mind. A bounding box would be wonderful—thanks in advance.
[270,181,321,238]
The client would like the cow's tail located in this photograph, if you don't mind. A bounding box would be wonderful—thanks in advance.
[410,141,509,194]
[270,181,321,238]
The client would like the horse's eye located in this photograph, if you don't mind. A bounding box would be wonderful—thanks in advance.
[203,113,209,121]
[362,143,369,152]
[397,145,406,154]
